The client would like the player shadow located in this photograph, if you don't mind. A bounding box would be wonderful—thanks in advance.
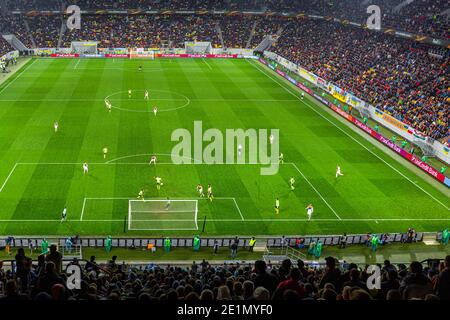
[332,177,342,188]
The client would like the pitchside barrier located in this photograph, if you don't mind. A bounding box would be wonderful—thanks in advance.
[0,232,441,249]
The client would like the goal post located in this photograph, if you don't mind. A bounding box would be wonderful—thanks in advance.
[185,41,212,54]
[71,41,98,54]
[128,199,198,231]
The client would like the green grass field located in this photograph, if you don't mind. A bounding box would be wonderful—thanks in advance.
[0,57,448,237]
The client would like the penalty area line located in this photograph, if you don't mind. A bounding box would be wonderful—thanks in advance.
[2,218,450,222]
[0,163,18,193]
[202,58,212,70]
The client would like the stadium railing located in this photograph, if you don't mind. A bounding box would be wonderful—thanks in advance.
[1,231,442,250]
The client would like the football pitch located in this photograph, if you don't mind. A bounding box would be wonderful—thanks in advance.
[0,57,448,236]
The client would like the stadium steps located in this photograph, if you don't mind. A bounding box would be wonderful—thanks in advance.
[215,22,224,48]
[423,234,440,246]
[245,20,258,49]
[393,0,415,14]
[57,15,66,48]
[23,18,36,48]
[2,34,28,51]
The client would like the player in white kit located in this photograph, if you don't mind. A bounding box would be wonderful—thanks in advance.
[269,134,274,145]
[238,144,242,157]
[144,90,149,100]
[61,207,67,222]
[164,197,171,210]
[54,121,59,133]
[149,155,157,165]
[306,204,314,221]
[197,184,205,197]
[153,106,158,116]
[336,165,344,178]
[83,162,89,175]
[105,99,112,112]
[102,147,108,159]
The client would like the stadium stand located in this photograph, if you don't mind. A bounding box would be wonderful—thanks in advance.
[0,35,13,56]
[0,250,449,300]
[271,18,449,140]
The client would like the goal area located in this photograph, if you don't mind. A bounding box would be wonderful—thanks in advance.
[71,41,98,54]
[128,199,198,231]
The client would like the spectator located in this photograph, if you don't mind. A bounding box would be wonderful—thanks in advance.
[253,260,279,295]
[435,255,450,300]
[0,279,30,301]
[253,286,270,300]
[273,267,306,299]
[319,257,342,293]
[45,244,62,273]
[34,261,65,296]
[400,261,433,299]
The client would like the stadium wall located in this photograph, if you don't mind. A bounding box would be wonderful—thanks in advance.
[259,55,450,188]
[263,51,450,166]
[1,50,19,60]
[31,47,255,59]
[1,231,443,249]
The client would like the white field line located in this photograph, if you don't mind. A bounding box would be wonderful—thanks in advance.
[131,210,195,213]
[1,218,450,222]
[0,163,18,193]
[130,228,199,230]
[195,200,198,230]
[0,59,38,95]
[232,197,245,221]
[79,198,87,221]
[291,163,341,220]
[73,59,80,69]
[0,98,298,103]
[249,59,450,212]
[202,58,212,70]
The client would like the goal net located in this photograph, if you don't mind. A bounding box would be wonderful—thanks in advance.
[71,41,98,54]
[129,48,155,59]
[185,41,212,54]
[128,199,198,230]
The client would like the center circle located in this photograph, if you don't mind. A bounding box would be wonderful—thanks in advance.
[105,89,190,113]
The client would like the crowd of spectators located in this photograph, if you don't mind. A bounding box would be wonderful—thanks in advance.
[0,14,33,48]
[0,36,13,57]
[272,18,449,140]
[61,14,221,48]
[3,0,448,39]
[1,246,449,301]
[27,15,62,48]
